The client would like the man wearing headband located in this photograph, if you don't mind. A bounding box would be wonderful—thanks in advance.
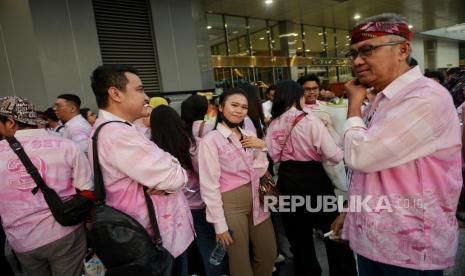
[331,13,462,275]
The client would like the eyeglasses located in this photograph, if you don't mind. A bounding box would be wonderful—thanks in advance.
[345,41,405,60]
[304,87,319,93]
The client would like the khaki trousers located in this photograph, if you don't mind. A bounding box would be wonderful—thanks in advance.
[222,184,276,276]
[16,226,86,276]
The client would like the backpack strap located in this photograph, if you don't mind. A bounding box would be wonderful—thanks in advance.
[91,120,130,204]
[92,120,164,246]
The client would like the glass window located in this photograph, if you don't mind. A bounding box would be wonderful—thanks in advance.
[207,14,226,55]
[249,18,268,56]
[335,29,351,57]
[303,25,325,57]
[225,16,248,56]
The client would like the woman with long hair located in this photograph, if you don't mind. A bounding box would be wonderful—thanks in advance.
[180,95,222,276]
[265,80,357,276]
[238,83,266,138]
[198,88,276,276]
[149,105,197,276]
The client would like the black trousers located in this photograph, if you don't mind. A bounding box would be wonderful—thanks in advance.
[277,160,357,276]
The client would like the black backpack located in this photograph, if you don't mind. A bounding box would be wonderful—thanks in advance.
[89,121,174,276]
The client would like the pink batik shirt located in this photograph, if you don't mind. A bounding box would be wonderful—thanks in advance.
[198,123,269,234]
[184,120,215,210]
[0,129,93,253]
[89,110,194,257]
[265,106,343,164]
[342,66,462,270]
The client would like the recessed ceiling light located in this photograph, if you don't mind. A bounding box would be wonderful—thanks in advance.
[305,49,310,52]
[206,25,212,30]
[318,32,323,36]
[298,47,302,50]
[408,25,413,29]
[265,0,273,5]
[354,14,361,20]
[259,37,265,40]
[232,31,239,34]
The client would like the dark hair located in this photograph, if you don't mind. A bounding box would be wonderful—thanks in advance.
[150,105,194,172]
[297,74,321,87]
[446,67,461,77]
[0,114,7,124]
[424,70,445,84]
[90,64,139,108]
[181,95,209,136]
[215,88,249,128]
[238,83,265,138]
[57,94,81,108]
[271,80,304,119]
[266,85,276,95]
[42,107,59,122]
[80,108,90,119]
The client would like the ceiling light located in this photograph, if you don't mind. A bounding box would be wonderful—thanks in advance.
[265,0,273,4]
[298,47,302,50]
[305,49,310,52]
[279,33,299,38]
[206,25,212,30]
[354,14,361,20]
[408,25,413,29]
[259,37,265,40]
[318,32,323,36]
[232,31,239,34]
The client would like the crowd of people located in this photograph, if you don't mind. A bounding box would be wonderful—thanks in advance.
[0,12,464,276]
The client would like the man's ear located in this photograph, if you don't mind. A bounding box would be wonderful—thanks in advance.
[108,86,122,103]
[5,117,18,136]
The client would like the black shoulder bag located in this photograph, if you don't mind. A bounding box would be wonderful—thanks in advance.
[89,121,173,276]
[6,136,93,226]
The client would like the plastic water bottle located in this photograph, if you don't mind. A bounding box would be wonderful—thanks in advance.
[209,229,233,266]
[209,240,226,266]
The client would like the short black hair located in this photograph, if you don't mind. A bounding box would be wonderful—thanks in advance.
[42,107,59,122]
[424,70,445,84]
[90,64,139,108]
[297,74,321,87]
[57,94,81,108]
[80,108,90,119]
[266,85,276,95]
[446,67,461,77]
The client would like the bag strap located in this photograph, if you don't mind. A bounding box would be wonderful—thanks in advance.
[91,120,164,246]
[91,120,130,203]
[278,112,306,161]
[198,121,206,138]
[6,136,48,195]
[143,187,163,246]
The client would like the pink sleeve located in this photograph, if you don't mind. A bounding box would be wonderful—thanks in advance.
[198,136,228,234]
[68,142,93,191]
[109,127,187,192]
[309,116,343,164]
[343,96,437,173]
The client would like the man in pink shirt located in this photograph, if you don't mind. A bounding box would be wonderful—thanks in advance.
[331,13,462,275]
[89,65,194,274]
[0,96,93,276]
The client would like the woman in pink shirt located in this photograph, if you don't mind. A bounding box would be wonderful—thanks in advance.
[265,80,357,276]
[198,88,276,276]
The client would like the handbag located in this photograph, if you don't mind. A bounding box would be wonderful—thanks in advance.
[259,112,307,205]
[89,120,173,276]
[6,136,93,227]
